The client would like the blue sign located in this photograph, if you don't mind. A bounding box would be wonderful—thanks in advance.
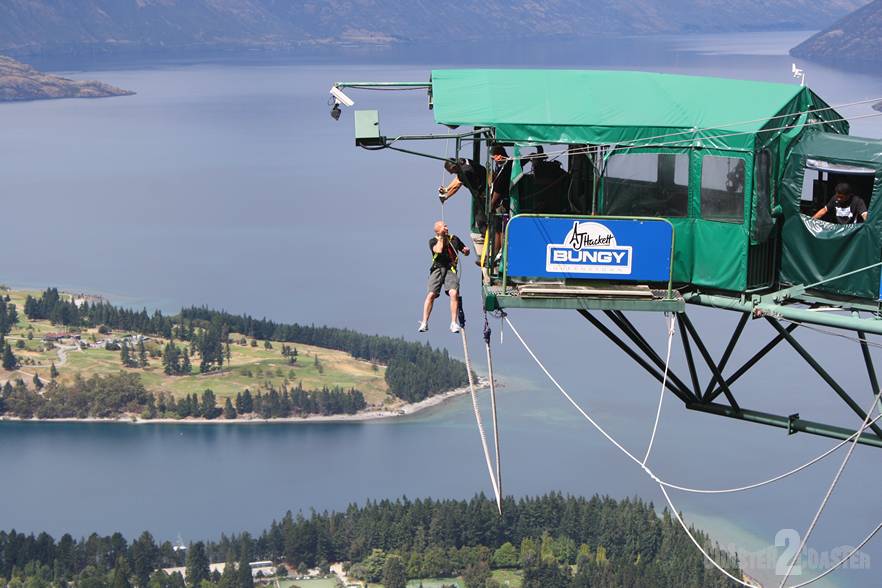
[506,216,673,282]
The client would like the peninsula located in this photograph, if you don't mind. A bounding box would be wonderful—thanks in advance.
[0,287,471,423]
[0,55,133,102]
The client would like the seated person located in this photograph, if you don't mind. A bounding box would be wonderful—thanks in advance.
[812,183,868,224]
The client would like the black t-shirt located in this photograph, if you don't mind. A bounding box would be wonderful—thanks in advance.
[492,159,512,199]
[429,235,467,270]
[826,195,868,224]
[456,159,487,198]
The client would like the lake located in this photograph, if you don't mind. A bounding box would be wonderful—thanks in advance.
[4,30,882,587]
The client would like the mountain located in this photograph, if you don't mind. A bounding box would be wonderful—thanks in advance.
[791,0,882,69]
[0,55,133,101]
[0,0,868,59]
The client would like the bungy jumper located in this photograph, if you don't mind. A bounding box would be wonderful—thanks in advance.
[330,69,882,586]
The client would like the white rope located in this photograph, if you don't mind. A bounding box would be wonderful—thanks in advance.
[643,313,676,466]
[485,334,502,512]
[777,388,882,586]
[460,328,502,512]
[504,314,882,587]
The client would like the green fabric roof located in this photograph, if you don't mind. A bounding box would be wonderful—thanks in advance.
[431,69,825,148]
[790,131,882,167]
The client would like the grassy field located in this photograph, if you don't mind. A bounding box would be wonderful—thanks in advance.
[1,288,392,406]
[364,579,463,588]
[490,569,523,587]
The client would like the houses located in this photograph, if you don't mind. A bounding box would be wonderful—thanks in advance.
[42,332,81,343]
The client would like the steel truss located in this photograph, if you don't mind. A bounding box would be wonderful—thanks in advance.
[578,309,882,448]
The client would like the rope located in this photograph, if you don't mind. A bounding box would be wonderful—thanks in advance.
[777,387,882,587]
[643,313,676,466]
[484,314,503,511]
[460,326,502,513]
[504,315,882,587]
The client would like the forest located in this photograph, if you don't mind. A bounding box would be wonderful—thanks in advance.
[0,373,366,420]
[0,494,741,588]
[22,289,468,402]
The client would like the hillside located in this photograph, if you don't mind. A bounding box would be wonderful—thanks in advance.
[0,55,132,101]
[0,0,867,58]
[791,0,882,69]
[0,288,468,421]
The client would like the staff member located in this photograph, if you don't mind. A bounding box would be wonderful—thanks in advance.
[812,183,868,224]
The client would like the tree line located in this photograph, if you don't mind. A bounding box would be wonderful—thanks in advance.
[23,289,468,401]
[0,373,366,420]
[0,493,741,588]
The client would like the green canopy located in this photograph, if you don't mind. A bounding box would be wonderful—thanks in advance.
[431,69,839,151]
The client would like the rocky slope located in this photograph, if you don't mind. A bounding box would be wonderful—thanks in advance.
[0,55,133,101]
[0,0,868,58]
[791,0,882,69]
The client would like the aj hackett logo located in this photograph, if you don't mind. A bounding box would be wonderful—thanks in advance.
[546,221,633,274]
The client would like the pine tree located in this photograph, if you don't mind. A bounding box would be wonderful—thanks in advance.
[2,343,17,371]
[382,555,406,588]
[137,339,148,368]
[185,542,210,588]
[32,372,43,391]
[50,362,58,380]
[223,398,237,420]
[237,559,253,588]
[181,349,191,375]
[120,342,132,368]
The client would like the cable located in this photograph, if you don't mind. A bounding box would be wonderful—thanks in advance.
[504,314,882,587]
[642,313,676,466]
[777,387,882,586]
[460,327,502,513]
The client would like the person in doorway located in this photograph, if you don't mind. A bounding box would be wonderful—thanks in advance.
[812,183,868,224]
[420,220,470,333]
[439,158,488,265]
[489,145,512,254]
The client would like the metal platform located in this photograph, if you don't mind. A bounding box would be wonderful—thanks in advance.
[483,283,685,312]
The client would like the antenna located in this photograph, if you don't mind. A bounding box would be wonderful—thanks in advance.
[792,63,806,87]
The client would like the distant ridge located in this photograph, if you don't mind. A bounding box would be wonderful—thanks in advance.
[0,0,867,59]
[0,55,133,102]
[791,0,882,70]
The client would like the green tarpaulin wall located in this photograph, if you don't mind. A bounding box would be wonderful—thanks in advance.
[779,132,882,299]
[431,69,846,292]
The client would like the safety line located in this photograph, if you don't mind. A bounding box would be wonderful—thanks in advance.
[777,386,882,586]
[460,327,502,513]
[485,324,503,509]
[642,313,676,466]
[504,315,882,587]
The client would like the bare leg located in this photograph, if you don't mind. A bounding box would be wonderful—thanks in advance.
[449,289,459,324]
[422,292,438,324]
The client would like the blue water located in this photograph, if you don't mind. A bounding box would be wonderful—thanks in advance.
[3,30,882,587]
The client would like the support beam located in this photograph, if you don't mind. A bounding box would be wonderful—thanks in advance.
[687,401,882,449]
[858,331,882,413]
[706,323,798,403]
[766,317,882,440]
[604,311,695,400]
[577,310,694,404]
[702,312,749,399]
[678,319,702,400]
[679,314,741,412]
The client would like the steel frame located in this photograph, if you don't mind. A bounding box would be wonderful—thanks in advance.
[578,309,882,448]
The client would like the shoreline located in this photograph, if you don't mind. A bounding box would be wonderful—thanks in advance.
[0,378,488,426]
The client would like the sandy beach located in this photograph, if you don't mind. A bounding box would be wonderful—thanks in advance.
[0,378,490,426]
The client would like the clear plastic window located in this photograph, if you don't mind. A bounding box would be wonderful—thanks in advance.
[604,153,689,217]
[700,156,745,223]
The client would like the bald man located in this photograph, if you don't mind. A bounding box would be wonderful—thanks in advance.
[420,220,470,333]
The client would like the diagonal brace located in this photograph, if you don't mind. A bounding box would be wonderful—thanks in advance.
[702,312,749,399]
[679,313,741,412]
[766,317,882,440]
[578,310,694,404]
[706,322,798,403]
